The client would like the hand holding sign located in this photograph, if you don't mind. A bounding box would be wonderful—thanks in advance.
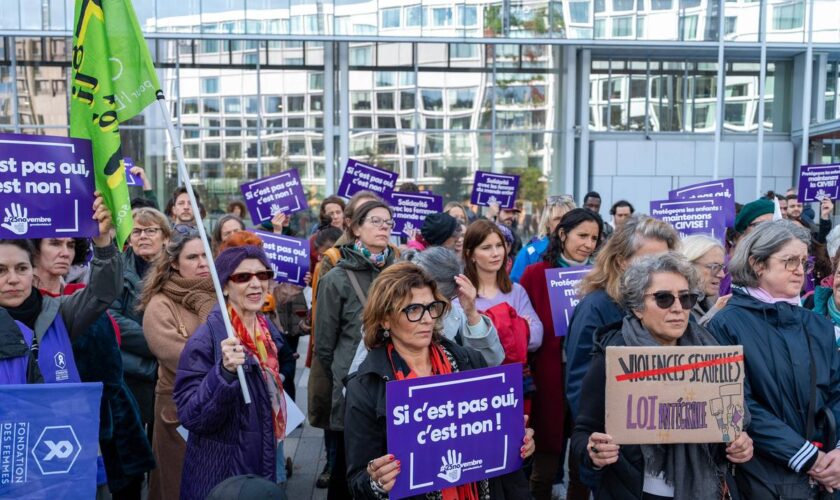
[271,211,287,234]
[367,454,400,493]
[91,192,113,248]
[724,431,753,464]
[587,432,620,468]
[821,198,835,221]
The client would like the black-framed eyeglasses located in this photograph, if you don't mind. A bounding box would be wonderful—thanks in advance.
[771,256,814,274]
[228,270,275,283]
[364,216,395,228]
[130,227,162,238]
[401,301,447,322]
[701,263,727,275]
[644,292,699,310]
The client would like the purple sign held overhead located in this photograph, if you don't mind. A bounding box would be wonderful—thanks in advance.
[471,171,520,209]
[253,230,310,287]
[545,266,591,337]
[240,168,307,224]
[389,192,443,238]
[386,364,524,499]
[0,132,97,239]
[337,159,398,199]
[650,198,728,244]
[797,163,840,203]
[669,178,735,226]
[124,157,142,187]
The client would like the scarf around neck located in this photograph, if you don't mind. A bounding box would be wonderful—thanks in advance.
[161,273,216,322]
[6,288,42,330]
[354,239,390,267]
[743,286,800,306]
[620,315,728,500]
[827,295,840,328]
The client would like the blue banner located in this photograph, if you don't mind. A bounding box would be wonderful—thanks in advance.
[0,382,102,499]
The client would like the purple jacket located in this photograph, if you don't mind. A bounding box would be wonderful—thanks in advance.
[173,305,295,500]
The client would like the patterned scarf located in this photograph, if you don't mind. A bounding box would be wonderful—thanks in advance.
[228,306,287,440]
[387,342,480,500]
[354,239,390,267]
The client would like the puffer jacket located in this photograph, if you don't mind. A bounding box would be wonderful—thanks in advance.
[109,248,156,382]
[706,290,840,499]
[314,243,395,431]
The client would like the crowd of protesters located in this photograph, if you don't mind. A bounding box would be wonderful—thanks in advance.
[5,165,840,500]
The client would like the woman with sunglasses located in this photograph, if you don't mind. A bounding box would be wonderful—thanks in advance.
[706,220,840,497]
[314,199,397,497]
[571,252,753,500]
[173,233,295,499]
[345,262,535,499]
[681,235,730,326]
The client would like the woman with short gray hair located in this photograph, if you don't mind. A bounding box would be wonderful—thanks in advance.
[571,252,753,499]
[706,220,840,497]
[681,235,729,325]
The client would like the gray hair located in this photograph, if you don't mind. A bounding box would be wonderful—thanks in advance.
[401,246,462,298]
[730,219,811,288]
[681,234,724,263]
[621,252,701,312]
[827,225,840,262]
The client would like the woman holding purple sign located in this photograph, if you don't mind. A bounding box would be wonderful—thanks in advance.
[344,262,535,499]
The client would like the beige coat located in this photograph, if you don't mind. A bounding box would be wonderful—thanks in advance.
[143,294,204,500]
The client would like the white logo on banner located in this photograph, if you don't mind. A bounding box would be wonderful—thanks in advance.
[2,203,29,235]
[32,425,81,475]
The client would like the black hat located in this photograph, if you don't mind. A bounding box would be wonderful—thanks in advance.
[206,475,286,500]
[421,213,459,246]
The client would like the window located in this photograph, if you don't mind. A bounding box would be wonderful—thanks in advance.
[400,91,416,110]
[612,17,633,37]
[459,5,477,26]
[206,119,221,137]
[183,125,200,139]
[245,97,259,114]
[203,98,220,114]
[265,118,283,130]
[448,89,475,110]
[288,117,305,128]
[350,46,373,65]
[287,96,305,112]
[724,16,737,35]
[426,135,444,153]
[724,103,747,127]
[182,98,198,114]
[651,0,672,9]
[432,8,453,27]
[421,89,444,111]
[772,2,804,30]
[381,8,401,29]
[595,0,606,13]
[594,19,606,38]
[201,77,219,94]
[406,5,422,27]
[352,92,372,110]
[680,15,698,40]
[184,144,199,158]
[204,143,220,159]
[613,0,634,11]
[224,97,241,114]
[636,17,645,38]
[225,119,242,136]
[425,117,444,129]
[311,95,323,112]
[288,139,306,155]
[680,0,701,7]
[569,1,590,23]
[309,73,324,90]
[264,96,283,113]
[451,44,478,59]
[226,142,242,159]
[377,92,395,110]
[378,116,397,128]
[450,116,472,129]
[353,116,372,128]
[375,72,395,87]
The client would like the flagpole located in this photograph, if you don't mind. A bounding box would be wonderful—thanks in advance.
[155,95,251,405]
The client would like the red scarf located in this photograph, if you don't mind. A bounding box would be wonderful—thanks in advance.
[229,306,287,439]
[386,342,479,500]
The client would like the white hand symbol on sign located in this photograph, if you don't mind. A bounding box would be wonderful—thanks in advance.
[437,449,463,484]
[2,203,28,235]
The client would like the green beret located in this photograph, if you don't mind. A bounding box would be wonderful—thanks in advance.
[734,199,775,233]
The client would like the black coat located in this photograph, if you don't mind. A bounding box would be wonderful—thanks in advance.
[344,338,529,500]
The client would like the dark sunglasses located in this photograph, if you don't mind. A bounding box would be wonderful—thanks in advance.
[228,270,275,283]
[401,301,447,322]
[645,291,699,310]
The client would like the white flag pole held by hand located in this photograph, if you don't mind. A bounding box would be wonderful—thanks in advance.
[156,94,252,404]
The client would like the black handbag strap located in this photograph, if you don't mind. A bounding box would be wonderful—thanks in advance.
[345,269,367,306]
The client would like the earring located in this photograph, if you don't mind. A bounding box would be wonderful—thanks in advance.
[382,329,390,338]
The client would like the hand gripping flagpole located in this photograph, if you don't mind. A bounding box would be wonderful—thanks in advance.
[156,93,251,404]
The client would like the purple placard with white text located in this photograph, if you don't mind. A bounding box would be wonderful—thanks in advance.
[253,230,310,287]
[470,171,519,209]
[669,178,735,226]
[0,132,97,239]
[650,198,728,244]
[797,164,840,203]
[386,364,524,499]
[124,157,142,187]
[389,192,443,238]
[545,266,591,337]
[240,169,307,224]
[337,159,398,199]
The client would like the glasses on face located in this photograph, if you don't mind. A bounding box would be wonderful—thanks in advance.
[228,270,275,284]
[701,263,727,275]
[364,216,395,228]
[131,227,162,238]
[645,291,699,310]
[772,256,814,274]
[401,301,447,322]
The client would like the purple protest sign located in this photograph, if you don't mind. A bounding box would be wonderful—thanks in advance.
[337,159,398,199]
[240,168,307,224]
[386,364,524,499]
[124,157,142,187]
[470,171,520,209]
[545,266,591,337]
[0,132,97,239]
[669,178,735,226]
[389,192,443,238]
[797,163,840,202]
[650,198,728,244]
[253,230,310,287]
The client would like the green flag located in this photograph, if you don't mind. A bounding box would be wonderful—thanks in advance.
[70,0,161,247]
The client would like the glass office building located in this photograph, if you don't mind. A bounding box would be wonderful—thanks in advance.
[1,0,839,224]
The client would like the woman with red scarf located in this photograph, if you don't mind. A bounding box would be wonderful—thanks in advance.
[344,262,535,499]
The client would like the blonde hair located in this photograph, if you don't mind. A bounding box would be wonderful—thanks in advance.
[132,207,172,241]
[680,234,724,263]
[538,197,577,238]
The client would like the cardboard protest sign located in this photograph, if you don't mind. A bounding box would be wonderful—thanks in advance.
[650,198,728,244]
[797,163,840,203]
[337,159,398,199]
[470,171,520,209]
[669,178,735,226]
[386,364,524,499]
[240,168,307,224]
[253,230,310,287]
[0,132,97,239]
[0,382,102,499]
[605,346,745,444]
[389,192,443,238]
[545,266,591,337]
[123,157,142,187]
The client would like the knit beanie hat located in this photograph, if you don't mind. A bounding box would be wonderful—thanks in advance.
[215,245,273,286]
[421,213,459,246]
[734,199,775,233]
